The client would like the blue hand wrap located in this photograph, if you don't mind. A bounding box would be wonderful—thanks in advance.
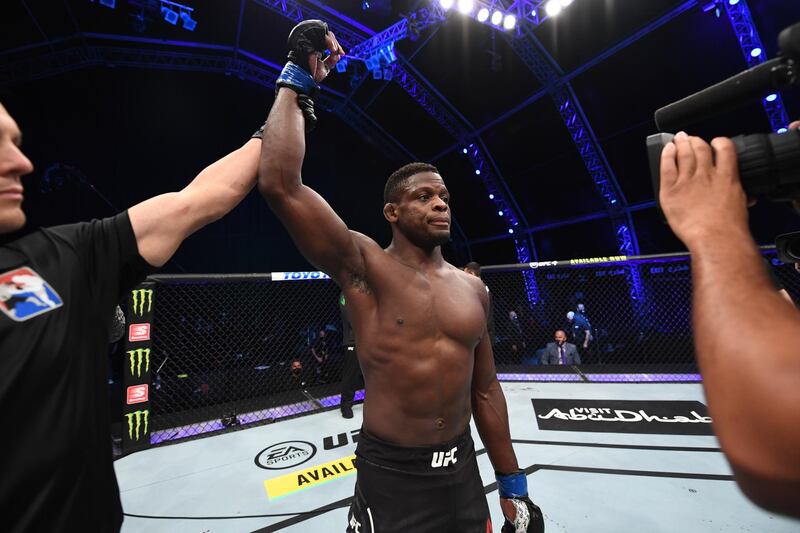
[276,62,318,97]
[496,470,528,499]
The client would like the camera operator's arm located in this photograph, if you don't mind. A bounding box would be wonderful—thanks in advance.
[659,132,800,517]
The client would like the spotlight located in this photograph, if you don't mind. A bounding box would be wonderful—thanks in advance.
[508,228,514,234]
[462,147,469,154]
[489,194,495,199]
[475,169,481,175]
[498,210,504,216]
[477,7,489,22]
[180,11,197,31]
[778,127,788,134]
[503,14,516,30]
[439,0,454,9]
[457,0,474,14]
[728,0,739,4]
[560,0,574,6]
[379,43,397,63]
[766,93,778,102]
[545,0,562,17]
[161,6,179,25]
[750,47,762,57]
[491,10,503,25]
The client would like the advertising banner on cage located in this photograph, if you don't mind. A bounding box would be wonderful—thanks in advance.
[122,282,155,453]
[532,399,713,435]
[271,271,331,282]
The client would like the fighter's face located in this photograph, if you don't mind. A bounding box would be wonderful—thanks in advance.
[387,172,451,248]
[0,104,33,234]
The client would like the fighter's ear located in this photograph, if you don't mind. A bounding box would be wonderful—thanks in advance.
[383,202,398,223]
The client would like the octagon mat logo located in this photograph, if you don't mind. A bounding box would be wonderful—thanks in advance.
[264,455,356,500]
[532,399,713,435]
[255,441,317,470]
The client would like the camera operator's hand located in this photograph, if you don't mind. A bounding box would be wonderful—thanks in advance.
[659,132,750,250]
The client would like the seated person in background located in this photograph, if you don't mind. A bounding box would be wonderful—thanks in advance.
[290,359,306,389]
[541,329,581,365]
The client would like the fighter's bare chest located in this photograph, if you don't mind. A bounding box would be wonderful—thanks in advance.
[377,274,486,342]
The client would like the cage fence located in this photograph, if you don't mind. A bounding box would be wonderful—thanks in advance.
[116,250,797,448]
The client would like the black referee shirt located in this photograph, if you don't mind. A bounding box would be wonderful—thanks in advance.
[0,212,151,532]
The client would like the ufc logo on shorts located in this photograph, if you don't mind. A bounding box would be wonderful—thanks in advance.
[431,446,458,468]
[349,516,361,533]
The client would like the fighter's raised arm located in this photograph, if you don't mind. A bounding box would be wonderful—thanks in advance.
[257,21,362,283]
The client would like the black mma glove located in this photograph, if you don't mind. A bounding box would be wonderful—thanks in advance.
[275,19,330,132]
[286,19,329,74]
[496,470,545,533]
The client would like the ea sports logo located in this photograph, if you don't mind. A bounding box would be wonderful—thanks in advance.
[255,441,317,470]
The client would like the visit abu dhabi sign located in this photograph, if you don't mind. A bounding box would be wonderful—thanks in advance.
[532,399,713,435]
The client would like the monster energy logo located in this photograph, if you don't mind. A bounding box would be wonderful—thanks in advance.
[126,409,149,441]
[127,348,151,378]
[131,288,153,316]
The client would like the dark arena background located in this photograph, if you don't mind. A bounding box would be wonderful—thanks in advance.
[3,1,800,532]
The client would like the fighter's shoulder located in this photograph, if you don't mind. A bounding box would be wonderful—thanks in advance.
[450,264,488,294]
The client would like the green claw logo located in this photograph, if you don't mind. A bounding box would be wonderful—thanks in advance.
[131,288,153,316]
[127,348,151,378]
[126,409,149,441]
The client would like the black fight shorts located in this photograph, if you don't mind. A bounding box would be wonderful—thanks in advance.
[346,428,492,533]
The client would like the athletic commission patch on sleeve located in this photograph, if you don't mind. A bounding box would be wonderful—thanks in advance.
[264,455,356,499]
[0,267,63,322]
